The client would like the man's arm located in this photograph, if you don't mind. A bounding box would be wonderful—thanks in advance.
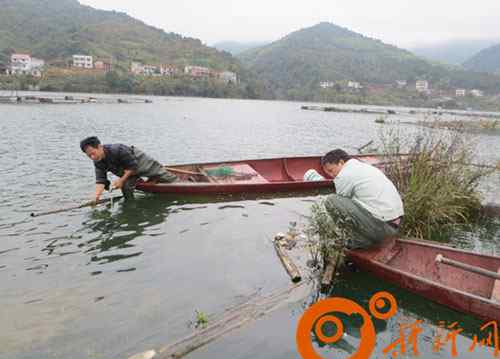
[112,169,136,190]
[112,145,139,190]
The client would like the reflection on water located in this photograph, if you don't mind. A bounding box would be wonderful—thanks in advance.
[76,196,172,265]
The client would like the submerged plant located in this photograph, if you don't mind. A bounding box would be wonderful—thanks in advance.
[306,202,347,268]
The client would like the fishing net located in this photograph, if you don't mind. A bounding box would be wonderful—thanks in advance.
[205,166,236,177]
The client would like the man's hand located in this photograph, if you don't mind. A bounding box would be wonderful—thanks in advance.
[93,183,105,205]
[112,178,125,190]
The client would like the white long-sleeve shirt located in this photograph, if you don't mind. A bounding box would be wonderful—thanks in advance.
[334,158,404,221]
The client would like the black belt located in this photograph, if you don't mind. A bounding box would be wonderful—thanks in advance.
[386,216,403,229]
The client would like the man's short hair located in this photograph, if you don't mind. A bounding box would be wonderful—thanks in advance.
[80,136,101,152]
[321,149,352,166]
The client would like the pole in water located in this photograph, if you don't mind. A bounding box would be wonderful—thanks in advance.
[30,196,123,217]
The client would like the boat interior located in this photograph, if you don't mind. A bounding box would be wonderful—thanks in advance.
[368,238,500,301]
[164,155,382,184]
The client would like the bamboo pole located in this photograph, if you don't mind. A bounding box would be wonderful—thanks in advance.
[153,281,309,359]
[30,196,122,217]
[164,167,205,176]
[436,254,500,280]
[273,235,301,283]
[321,251,343,292]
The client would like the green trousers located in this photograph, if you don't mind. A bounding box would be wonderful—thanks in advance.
[122,147,177,199]
[324,194,399,249]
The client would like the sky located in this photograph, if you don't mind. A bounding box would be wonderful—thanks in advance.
[79,0,500,49]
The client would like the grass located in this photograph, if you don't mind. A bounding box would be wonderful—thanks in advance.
[379,120,493,239]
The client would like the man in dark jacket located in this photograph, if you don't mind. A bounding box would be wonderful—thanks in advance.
[80,136,177,201]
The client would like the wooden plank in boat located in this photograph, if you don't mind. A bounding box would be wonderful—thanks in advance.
[491,268,500,302]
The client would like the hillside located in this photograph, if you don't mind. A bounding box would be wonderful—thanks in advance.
[0,0,238,72]
[239,22,500,99]
[409,38,500,65]
[463,43,500,74]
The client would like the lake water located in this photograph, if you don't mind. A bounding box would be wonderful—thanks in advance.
[1,94,500,359]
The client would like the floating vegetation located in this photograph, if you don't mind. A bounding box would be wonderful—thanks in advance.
[194,310,209,329]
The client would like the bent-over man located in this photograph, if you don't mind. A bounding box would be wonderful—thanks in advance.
[321,149,404,249]
[80,136,177,201]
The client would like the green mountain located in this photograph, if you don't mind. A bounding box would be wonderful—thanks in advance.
[409,38,500,65]
[463,43,500,74]
[239,22,500,98]
[0,0,238,72]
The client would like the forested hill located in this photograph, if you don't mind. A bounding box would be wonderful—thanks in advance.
[0,0,239,72]
[463,43,500,74]
[238,22,500,98]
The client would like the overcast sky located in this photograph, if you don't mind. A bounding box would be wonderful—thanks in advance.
[79,0,500,48]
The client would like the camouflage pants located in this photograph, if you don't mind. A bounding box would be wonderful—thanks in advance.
[122,147,177,199]
[324,194,399,249]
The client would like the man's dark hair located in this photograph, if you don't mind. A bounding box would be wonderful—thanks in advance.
[80,136,101,152]
[321,149,352,166]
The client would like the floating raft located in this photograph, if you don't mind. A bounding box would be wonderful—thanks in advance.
[301,105,500,119]
[0,95,153,105]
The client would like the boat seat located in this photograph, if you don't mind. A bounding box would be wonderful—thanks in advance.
[491,267,500,302]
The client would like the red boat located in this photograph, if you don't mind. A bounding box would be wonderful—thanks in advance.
[348,237,500,323]
[136,154,385,195]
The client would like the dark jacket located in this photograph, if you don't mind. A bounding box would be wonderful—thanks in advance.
[94,144,138,184]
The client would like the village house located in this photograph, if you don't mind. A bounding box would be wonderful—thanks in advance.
[455,89,466,97]
[10,53,45,77]
[131,62,158,76]
[347,81,362,89]
[218,71,238,84]
[184,65,211,78]
[94,61,113,72]
[415,80,429,93]
[396,80,407,88]
[470,89,484,97]
[72,55,93,69]
[160,64,178,76]
[319,81,335,89]
[131,62,144,75]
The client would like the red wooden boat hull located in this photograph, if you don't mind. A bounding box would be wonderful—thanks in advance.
[136,155,384,195]
[348,238,500,322]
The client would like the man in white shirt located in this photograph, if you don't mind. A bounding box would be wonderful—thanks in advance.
[321,149,404,249]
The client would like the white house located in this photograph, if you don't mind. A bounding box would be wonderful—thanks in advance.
[455,89,466,97]
[10,54,32,74]
[347,81,362,89]
[415,80,429,92]
[131,62,158,75]
[319,81,335,89]
[72,55,93,69]
[470,89,484,97]
[10,54,45,76]
[396,80,407,88]
[131,62,144,75]
[218,71,238,84]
